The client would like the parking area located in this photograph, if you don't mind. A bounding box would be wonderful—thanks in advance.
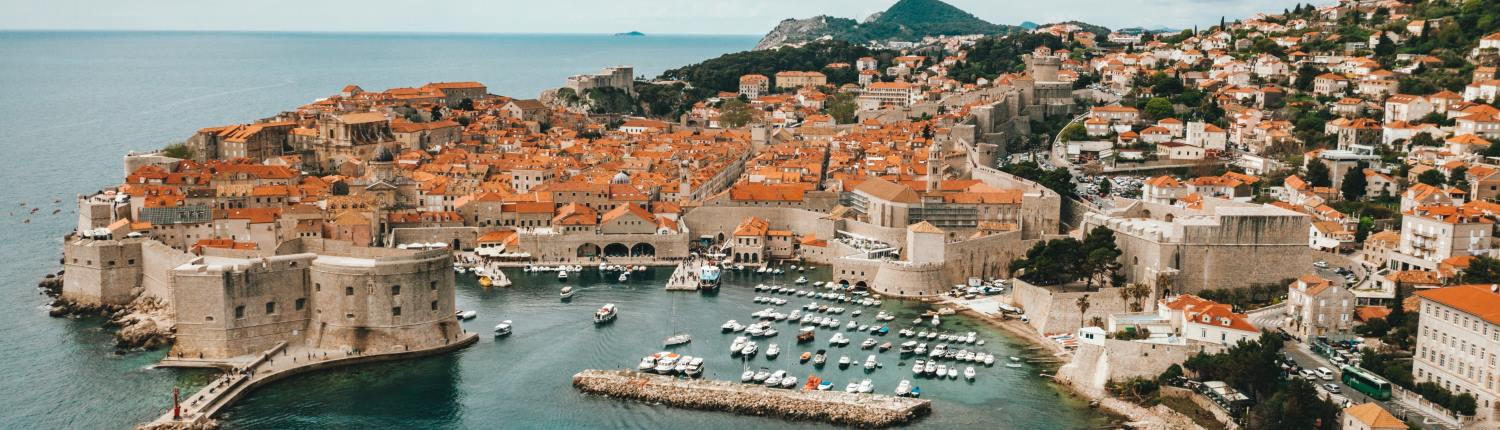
[1277,339,1458,430]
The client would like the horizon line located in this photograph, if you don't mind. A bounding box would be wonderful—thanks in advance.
[0,28,764,37]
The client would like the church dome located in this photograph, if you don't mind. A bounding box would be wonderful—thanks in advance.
[610,171,631,184]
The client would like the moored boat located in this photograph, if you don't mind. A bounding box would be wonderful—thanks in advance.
[493,320,512,336]
[664,333,691,347]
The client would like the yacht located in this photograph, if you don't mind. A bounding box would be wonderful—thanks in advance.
[845,382,859,393]
[456,310,477,320]
[618,273,629,282]
[879,341,893,352]
[912,359,926,375]
[664,333,691,347]
[838,356,851,369]
[863,355,878,371]
[895,379,911,396]
[592,303,618,324]
[741,341,758,357]
[766,343,780,359]
[741,369,757,382]
[730,336,748,355]
[557,270,568,281]
[493,320,512,336]
[794,276,808,284]
[860,338,877,350]
[812,350,827,366]
[753,368,771,383]
[964,366,977,381]
[559,286,574,301]
[857,379,873,393]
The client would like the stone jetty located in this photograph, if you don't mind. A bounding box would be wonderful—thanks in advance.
[572,370,931,427]
[664,261,701,291]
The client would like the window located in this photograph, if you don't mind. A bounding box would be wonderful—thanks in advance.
[234,306,245,319]
[315,283,321,292]
[295,298,306,311]
[266,301,276,314]
[346,287,354,296]
[391,285,401,295]
[430,281,437,290]
[205,316,214,322]
[346,313,355,320]
[431,300,438,311]
[392,306,402,316]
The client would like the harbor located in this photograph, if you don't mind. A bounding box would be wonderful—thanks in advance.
[572,369,931,428]
[205,265,1111,429]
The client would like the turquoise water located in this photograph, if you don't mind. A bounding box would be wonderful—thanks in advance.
[0,31,1105,428]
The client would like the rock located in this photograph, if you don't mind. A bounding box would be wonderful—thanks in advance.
[754,16,836,51]
[37,276,63,298]
[134,418,220,430]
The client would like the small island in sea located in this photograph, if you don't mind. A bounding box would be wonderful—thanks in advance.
[614,31,645,37]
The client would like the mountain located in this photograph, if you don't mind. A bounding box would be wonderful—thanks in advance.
[1019,21,1040,30]
[754,0,1023,50]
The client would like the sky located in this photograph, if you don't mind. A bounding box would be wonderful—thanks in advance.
[0,0,1319,35]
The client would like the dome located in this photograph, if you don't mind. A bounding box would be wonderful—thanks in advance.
[610,171,631,185]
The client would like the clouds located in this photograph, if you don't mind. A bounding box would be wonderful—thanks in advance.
[0,0,1319,34]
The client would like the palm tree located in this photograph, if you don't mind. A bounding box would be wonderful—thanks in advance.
[1076,294,1092,328]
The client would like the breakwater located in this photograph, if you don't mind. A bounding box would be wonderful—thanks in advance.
[571,369,931,428]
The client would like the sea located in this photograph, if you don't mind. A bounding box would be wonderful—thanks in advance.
[0,31,1106,429]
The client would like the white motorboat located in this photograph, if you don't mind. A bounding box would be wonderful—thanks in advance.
[924,361,937,375]
[557,271,568,281]
[936,364,948,378]
[618,273,629,282]
[780,375,798,389]
[741,369,756,382]
[559,286,574,300]
[794,276,808,284]
[766,343,780,359]
[984,354,996,366]
[722,320,742,332]
[764,370,784,387]
[493,320,512,336]
[741,341,758,357]
[858,379,873,393]
[845,382,859,393]
[860,338,877,350]
[863,354,878,371]
[838,355,852,368]
[456,310,477,320]
[912,359,926,375]
[964,366,976,380]
[730,336,748,355]
[1005,362,1023,368]
[753,368,771,383]
[947,367,959,379]
[592,303,617,324]
[896,379,912,396]
[930,315,941,327]
[641,354,662,371]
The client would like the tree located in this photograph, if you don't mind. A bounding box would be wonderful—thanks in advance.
[1417,169,1446,186]
[1076,295,1092,328]
[1305,161,1332,187]
[1098,178,1112,196]
[826,92,857,124]
[1059,122,1088,143]
[161,142,194,160]
[1341,162,1368,201]
[1451,166,1470,191]
[719,98,754,128]
[1461,256,1500,284]
[1081,226,1123,289]
[1143,97,1174,121]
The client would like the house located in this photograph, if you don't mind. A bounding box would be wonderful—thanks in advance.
[1412,284,1500,422]
[1141,176,1188,205]
[1390,205,1492,272]
[739,74,770,98]
[774,71,827,90]
[1342,403,1407,430]
[1314,73,1350,96]
[1310,221,1355,252]
[1285,273,1356,339]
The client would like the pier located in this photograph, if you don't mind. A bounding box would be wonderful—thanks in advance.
[572,370,931,428]
[139,333,479,430]
[664,260,701,291]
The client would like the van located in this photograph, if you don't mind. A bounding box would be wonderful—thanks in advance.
[1316,367,1335,381]
[1300,369,1318,380]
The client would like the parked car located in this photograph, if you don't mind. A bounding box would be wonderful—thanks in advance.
[1313,261,1328,268]
[1300,369,1318,380]
[1316,367,1336,381]
[1323,383,1341,394]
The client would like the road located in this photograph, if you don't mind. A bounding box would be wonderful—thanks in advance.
[1280,341,1458,429]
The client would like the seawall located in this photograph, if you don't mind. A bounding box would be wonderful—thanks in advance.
[571,369,930,428]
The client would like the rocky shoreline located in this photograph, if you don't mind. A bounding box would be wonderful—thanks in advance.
[573,369,930,428]
[39,273,175,353]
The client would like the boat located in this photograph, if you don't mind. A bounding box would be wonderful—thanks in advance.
[764,370,784,387]
[838,356,851,369]
[799,351,812,363]
[817,380,833,391]
[618,273,629,282]
[947,367,959,379]
[812,350,827,366]
[593,303,618,324]
[478,275,493,287]
[675,356,692,374]
[863,355,878,371]
[753,368,771,383]
[924,361,937,375]
[741,341,758,357]
[896,380,911,396]
[879,342,892,352]
[642,354,663,371]
[912,359,925,375]
[493,320,512,336]
[699,263,722,291]
[964,366,976,380]
[796,327,815,344]
[664,333,691,347]
[899,341,916,354]
[860,338,877,350]
[984,354,996,366]
[741,369,756,382]
[794,276,808,284]
[780,375,798,389]
[845,382,858,393]
[730,336,748,355]
[931,315,941,327]
[936,364,948,378]
[858,379,873,393]
[1005,362,1023,368]
[557,285,575,301]
[456,310,477,320]
[876,326,890,336]
[766,343,781,359]
[909,386,921,398]
[557,271,568,281]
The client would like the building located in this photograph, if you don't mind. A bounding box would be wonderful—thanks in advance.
[1390,205,1493,272]
[858,82,922,109]
[739,74,770,98]
[1286,274,1356,340]
[1413,284,1500,422]
[564,66,635,95]
[774,71,827,90]
[1343,403,1407,430]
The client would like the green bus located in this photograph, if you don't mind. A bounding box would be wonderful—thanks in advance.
[1341,365,1392,400]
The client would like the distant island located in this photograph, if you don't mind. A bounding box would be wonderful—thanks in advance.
[615,31,646,37]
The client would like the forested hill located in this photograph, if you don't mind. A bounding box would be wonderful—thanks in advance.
[754,0,1024,50]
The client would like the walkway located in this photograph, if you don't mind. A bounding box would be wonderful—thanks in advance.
[144,333,479,428]
[665,260,702,291]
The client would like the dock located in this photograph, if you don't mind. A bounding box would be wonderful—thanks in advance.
[139,334,478,430]
[572,370,931,428]
[664,260,701,291]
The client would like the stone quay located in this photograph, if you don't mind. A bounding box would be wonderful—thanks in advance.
[571,369,931,428]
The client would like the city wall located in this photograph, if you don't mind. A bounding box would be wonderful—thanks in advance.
[1011,280,1130,335]
[1058,339,1223,397]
